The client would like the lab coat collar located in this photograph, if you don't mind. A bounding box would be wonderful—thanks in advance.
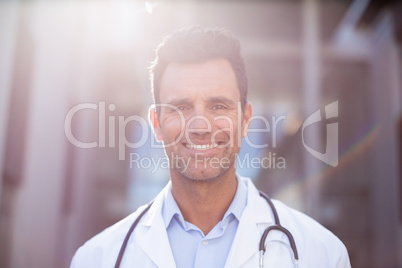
[224,175,275,268]
[137,182,176,268]
[242,175,275,224]
[137,176,275,268]
[141,181,171,227]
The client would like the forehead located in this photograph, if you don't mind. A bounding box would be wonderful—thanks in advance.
[159,58,240,102]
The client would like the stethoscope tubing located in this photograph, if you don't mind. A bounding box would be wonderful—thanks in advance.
[258,192,299,267]
[115,191,299,268]
[114,201,153,268]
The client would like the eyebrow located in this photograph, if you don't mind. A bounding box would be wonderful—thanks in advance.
[165,96,237,107]
[166,98,192,107]
[166,96,236,106]
[207,96,237,107]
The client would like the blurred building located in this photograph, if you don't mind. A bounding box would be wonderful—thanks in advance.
[0,0,401,267]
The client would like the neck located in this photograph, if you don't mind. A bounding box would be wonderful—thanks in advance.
[170,170,238,235]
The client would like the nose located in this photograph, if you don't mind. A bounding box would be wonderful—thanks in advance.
[186,114,212,134]
[186,105,212,135]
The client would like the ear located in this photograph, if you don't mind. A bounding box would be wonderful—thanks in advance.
[242,102,253,138]
[149,106,163,142]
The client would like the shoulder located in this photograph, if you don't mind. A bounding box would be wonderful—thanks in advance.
[272,200,351,267]
[241,176,347,251]
[71,182,170,268]
[240,176,350,266]
[70,204,149,268]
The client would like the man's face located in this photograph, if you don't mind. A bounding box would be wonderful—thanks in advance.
[151,58,252,181]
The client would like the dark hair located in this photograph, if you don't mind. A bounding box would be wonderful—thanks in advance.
[149,26,248,111]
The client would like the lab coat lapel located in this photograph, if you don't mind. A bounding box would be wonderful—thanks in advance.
[224,178,274,268]
[224,207,261,268]
[137,184,176,268]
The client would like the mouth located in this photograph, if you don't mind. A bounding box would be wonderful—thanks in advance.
[185,143,218,150]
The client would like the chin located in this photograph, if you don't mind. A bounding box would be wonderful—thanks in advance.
[176,165,230,182]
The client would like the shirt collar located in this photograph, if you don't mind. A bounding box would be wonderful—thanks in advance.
[162,184,184,228]
[161,176,248,229]
[223,176,248,222]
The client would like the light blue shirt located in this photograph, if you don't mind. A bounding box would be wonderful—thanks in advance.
[162,178,248,268]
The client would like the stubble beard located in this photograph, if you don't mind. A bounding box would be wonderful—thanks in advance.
[168,151,236,183]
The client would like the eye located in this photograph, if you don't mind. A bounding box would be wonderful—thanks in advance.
[177,106,188,111]
[213,104,226,110]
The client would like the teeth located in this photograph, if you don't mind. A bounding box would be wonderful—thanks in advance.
[186,143,218,150]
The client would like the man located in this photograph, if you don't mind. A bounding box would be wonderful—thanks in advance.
[71,26,351,268]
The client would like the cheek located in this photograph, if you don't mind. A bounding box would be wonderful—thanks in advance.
[160,117,185,139]
[213,116,240,134]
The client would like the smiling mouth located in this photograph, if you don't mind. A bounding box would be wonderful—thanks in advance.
[185,143,218,150]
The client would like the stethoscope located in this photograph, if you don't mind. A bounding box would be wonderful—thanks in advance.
[114,191,299,268]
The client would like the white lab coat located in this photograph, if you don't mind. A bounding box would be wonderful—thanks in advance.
[71,176,351,268]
